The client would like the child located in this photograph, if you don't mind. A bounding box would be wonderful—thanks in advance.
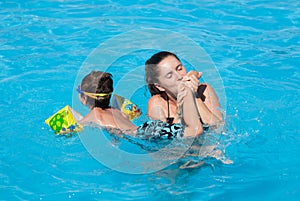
[77,71,137,134]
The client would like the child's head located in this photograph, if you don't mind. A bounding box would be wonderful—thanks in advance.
[78,71,113,109]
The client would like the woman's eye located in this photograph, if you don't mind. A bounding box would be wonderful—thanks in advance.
[176,64,183,71]
[166,73,172,79]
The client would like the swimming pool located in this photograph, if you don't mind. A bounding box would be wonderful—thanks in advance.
[0,0,299,200]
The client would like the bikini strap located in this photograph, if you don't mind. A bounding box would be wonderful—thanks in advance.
[166,95,174,124]
[164,92,206,127]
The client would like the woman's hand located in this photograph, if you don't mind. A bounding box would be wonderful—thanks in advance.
[187,70,202,79]
[177,81,187,107]
[184,71,202,93]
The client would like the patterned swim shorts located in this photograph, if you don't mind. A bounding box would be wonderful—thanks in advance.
[136,120,184,140]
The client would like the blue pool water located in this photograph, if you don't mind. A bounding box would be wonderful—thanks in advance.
[1,0,299,200]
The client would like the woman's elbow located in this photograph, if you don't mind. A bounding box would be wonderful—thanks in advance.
[195,122,203,136]
[184,123,203,137]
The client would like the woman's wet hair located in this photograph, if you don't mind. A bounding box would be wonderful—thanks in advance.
[145,51,180,96]
[80,71,113,109]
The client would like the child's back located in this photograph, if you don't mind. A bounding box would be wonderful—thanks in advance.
[79,107,137,134]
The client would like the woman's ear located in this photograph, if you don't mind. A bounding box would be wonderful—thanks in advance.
[154,83,165,92]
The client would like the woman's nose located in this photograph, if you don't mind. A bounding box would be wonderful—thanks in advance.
[175,72,183,80]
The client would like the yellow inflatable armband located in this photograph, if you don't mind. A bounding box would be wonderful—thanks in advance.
[111,94,141,120]
[45,105,83,134]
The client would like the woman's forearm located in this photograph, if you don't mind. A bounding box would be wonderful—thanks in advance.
[180,87,203,136]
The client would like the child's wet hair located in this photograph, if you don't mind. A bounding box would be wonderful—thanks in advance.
[80,71,113,109]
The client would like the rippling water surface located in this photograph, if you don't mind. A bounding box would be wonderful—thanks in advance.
[0,0,299,200]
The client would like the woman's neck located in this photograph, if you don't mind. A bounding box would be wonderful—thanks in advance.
[164,91,177,103]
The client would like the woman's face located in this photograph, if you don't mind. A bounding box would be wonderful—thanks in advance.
[156,55,187,97]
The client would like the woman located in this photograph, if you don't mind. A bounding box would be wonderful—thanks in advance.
[78,70,203,138]
[145,51,223,127]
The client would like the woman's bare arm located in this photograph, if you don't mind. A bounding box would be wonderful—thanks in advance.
[177,82,203,137]
[185,71,223,125]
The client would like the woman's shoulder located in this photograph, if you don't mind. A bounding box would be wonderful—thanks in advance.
[148,94,166,106]
[201,83,217,96]
[147,95,168,121]
[197,83,215,97]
